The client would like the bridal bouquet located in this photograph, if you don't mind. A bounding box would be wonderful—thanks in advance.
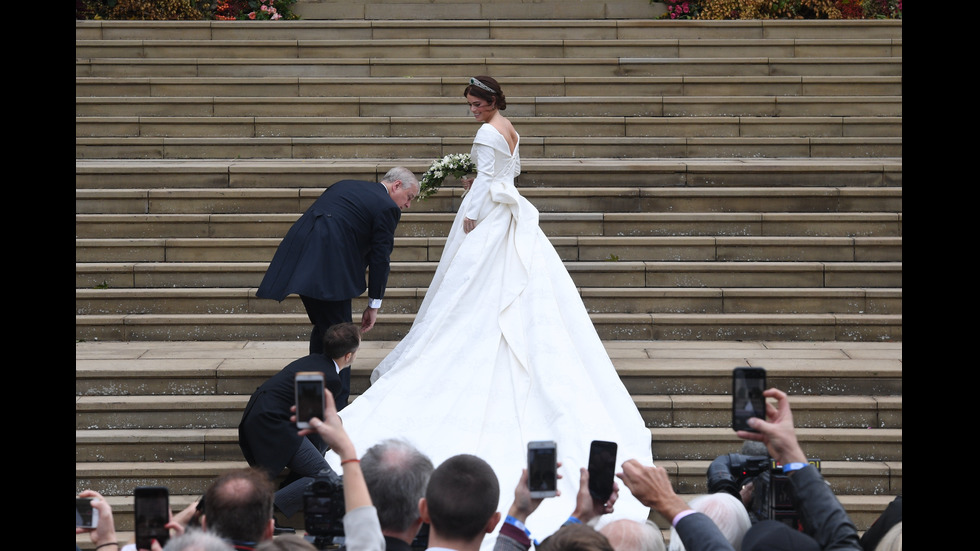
[417,153,475,200]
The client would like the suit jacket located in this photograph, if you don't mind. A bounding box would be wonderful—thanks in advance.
[256,179,402,303]
[238,354,343,477]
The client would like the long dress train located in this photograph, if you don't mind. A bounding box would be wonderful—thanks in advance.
[326,124,655,548]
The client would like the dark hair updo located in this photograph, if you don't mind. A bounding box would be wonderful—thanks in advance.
[464,75,507,110]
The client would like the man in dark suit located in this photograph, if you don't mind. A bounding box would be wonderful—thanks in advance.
[256,166,420,409]
[238,322,362,525]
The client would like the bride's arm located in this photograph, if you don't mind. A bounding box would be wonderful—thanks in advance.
[463,141,495,230]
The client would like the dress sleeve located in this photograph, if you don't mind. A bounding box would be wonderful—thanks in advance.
[463,140,495,221]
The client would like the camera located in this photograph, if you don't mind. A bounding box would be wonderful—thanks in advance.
[302,469,346,549]
[706,453,821,530]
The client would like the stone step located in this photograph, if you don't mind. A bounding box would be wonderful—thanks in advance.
[75,212,903,238]
[75,113,904,138]
[75,287,903,316]
[75,55,903,79]
[75,393,901,430]
[74,311,902,341]
[73,425,903,465]
[73,339,904,391]
[74,19,904,41]
[75,93,904,118]
[74,235,903,263]
[74,260,903,289]
[74,158,902,190]
[75,135,904,159]
[74,37,902,60]
[74,187,903,215]
[74,75,905,98]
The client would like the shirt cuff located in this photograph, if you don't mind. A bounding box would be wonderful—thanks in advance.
[672,509,697,527]
[368,298,382,309]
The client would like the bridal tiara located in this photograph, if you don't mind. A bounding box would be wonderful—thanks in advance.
[469,77,496,94]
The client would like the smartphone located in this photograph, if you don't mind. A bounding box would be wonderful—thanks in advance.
[295,371,326,429]
[587,440,618,502]
[76,497,99,529]
[732,367,767,432]
[527,441,558,498]
[134,486,170,548]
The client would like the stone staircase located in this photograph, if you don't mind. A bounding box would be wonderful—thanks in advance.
[76,6,901,548]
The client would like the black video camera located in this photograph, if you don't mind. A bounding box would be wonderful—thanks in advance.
[706,453,821,530]
[303,469,346,548]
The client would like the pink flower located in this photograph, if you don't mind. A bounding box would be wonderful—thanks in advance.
[683,4,689,12]
[248,11,256,18]
[261,4,268,11]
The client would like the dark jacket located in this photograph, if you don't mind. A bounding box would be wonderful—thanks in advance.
[256,179,401,303]
[238,354,343,477]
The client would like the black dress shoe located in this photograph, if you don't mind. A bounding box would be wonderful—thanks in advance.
[274,519,296,535]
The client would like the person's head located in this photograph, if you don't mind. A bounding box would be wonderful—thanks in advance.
[464,76,507,122]
[322,321,361,367]
[202,467,276,544]
[381,166,420,210]
[538,523,616,551]
[163,529,235,551]
[254,533,319,551]
[421,454,501,544]
[668,493,751,551]
[599,519,666,551]
[874,521,902,551]
[361,438,435,540]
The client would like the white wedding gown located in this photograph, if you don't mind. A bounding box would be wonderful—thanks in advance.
[327,124,654,548]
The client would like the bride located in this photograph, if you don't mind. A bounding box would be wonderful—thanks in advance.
[327,76,654,546]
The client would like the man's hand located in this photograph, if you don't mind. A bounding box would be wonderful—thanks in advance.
[616,461,688,523]
[360,307,378,333]
[572,467,619,524]
[738,388,807,465]
[464,217,477,233]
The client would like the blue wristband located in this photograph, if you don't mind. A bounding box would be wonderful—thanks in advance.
[565,516,582,525]
[505,515,531,537]
[782,462,807,473]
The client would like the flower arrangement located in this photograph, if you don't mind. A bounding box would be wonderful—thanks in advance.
[215,0,297,20]
[78,0,299,20]
[653,0,901,19]
[417,153,476,201]
[661,0,699,19]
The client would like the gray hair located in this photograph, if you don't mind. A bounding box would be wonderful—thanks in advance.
[361,438,434,532]
[600,519,666,551]
[382,166,420,193]
[163,529,234,551]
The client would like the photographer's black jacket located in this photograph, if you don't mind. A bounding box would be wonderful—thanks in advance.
[238,354,343,478]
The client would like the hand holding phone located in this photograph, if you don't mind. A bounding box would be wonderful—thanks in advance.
[134,486,170,548]
[295,372,326,430]
[587,440,618,502]
[527,441,558,498]
[732,367,767,432]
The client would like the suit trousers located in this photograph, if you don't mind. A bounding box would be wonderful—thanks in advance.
[300,295,352,410]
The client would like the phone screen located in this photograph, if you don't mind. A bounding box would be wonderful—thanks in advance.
[733,367,767,432]
[527,441,557,498]
[588,440,618,502]
[295,374,325,428]
[76,497,98,529]
[134,486,170,548]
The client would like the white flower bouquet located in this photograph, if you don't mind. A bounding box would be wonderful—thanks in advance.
[417,153,475,200]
